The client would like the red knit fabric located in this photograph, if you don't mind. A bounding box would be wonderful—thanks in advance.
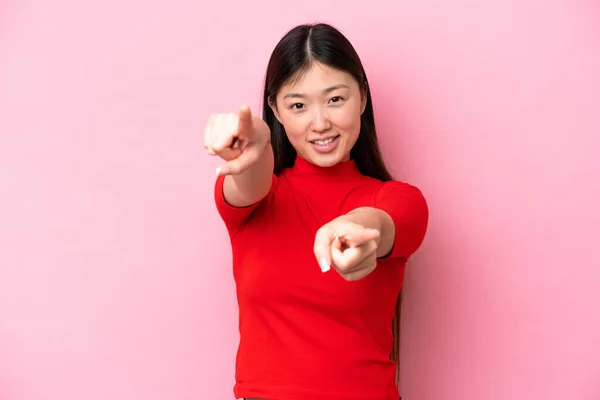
[214,157,428,400]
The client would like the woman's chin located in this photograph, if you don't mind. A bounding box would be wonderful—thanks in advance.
[306,152,347,168]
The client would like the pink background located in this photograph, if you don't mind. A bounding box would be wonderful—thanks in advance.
[1,0,599,399]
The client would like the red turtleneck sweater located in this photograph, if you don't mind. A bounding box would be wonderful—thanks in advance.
[214,157,428,400]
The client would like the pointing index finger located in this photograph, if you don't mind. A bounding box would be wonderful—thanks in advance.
[340,227,380,248]
[236,105,253,136]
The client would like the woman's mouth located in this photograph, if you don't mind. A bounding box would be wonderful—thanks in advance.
[309,135,341,153]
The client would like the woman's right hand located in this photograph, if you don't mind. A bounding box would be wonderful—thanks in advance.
[204,105,271,176]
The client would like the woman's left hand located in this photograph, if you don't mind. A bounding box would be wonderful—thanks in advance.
[313,217,381,281]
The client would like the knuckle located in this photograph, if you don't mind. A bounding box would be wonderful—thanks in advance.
[313,243,326,256]
[219,147,239,161]
[336,260,349,271]
[313,234,324,247]
[317,225,331,238]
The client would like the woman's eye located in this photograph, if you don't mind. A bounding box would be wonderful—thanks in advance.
[330,96,343,103]
[290,103,304,110]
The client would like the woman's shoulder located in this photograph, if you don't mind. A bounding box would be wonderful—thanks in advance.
[370,178,428,216]
[377,178,424,193]
[347,175,426,208]
[355,174,424,194]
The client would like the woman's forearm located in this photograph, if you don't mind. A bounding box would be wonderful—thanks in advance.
[222,143,274,207]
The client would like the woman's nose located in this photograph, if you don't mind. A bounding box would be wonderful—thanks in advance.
[310,109,331,133]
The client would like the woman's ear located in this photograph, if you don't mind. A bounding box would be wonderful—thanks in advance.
[269,97,283,124]
[361,81,368,114]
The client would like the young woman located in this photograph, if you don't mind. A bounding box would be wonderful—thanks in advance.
[204,23,429,400]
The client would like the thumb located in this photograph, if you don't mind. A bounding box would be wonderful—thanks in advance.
[236,105,253,135]
[341,227,380,247]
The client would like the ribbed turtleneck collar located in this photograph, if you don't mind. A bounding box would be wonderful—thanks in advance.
[286,156,361,179]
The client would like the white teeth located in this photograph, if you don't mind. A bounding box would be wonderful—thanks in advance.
[313,137,335,146]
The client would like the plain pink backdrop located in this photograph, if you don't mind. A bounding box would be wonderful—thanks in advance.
[1,0,599,399]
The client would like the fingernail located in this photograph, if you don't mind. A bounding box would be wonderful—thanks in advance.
[216,167,228,176]
[319,258,330,273]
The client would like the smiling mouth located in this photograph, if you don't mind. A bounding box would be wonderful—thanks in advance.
[310,135,340,146]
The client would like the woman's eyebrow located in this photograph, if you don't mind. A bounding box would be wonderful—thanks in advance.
[283,84,350,99]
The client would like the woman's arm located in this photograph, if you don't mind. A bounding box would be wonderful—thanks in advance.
[345,182,429,260]
[222,143,274,207]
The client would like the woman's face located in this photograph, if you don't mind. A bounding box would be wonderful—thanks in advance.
[271,62,366,168]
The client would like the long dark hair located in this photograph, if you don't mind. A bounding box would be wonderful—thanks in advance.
[261,23,393,182]
[261,22,402,382]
